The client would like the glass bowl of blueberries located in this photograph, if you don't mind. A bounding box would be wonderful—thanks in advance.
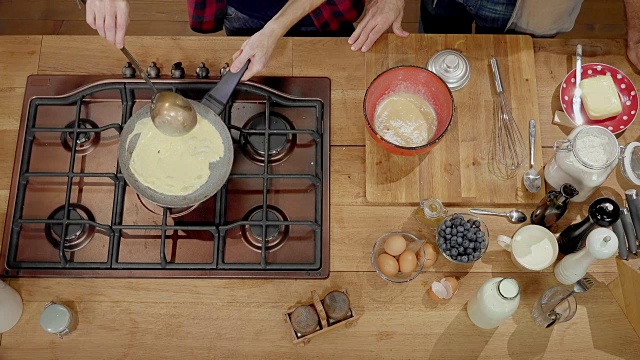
[436,213,489,264]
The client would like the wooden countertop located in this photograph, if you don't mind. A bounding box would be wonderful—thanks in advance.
[1,35,639,359]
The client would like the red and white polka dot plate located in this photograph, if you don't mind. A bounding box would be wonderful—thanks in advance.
[560,63,638,134]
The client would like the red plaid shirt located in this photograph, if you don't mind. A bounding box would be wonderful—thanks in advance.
[187,0,364,33]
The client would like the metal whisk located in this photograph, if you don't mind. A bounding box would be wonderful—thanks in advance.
[488,56,525,180]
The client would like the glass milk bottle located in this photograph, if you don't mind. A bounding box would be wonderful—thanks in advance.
[545,126,640,202]
[0,280,23,333]
[467,277,520,329]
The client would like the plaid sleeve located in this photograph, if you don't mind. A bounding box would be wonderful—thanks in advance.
[187,0,227,33]
[309,0,365,32]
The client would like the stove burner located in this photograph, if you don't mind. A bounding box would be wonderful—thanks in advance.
[136,193,199,218]
[241,205,290,252]
[60,119,101,155]
[240,112,296,165]
[45,204,96,252]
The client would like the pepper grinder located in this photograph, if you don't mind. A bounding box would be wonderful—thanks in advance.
[555,227,618,285]
[557,197,620,255]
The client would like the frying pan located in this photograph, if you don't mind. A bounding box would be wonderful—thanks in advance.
[118,61,249,208]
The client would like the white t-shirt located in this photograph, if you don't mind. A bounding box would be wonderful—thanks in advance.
[506,0,584,36]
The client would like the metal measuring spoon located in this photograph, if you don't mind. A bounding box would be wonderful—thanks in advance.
[469,209,527,224]
[120,47,197,137]
[524,119,542,193]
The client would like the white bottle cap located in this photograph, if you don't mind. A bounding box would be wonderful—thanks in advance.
[40,302,71,334]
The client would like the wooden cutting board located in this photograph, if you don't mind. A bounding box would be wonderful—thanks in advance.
[365,34,545,205]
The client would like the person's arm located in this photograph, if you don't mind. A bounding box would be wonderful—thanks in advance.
[349,0,408,52]
[230,0,325,80]
[625,0,640,69]
[85,0,130,49]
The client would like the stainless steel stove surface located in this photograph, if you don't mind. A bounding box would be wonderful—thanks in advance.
[1,70,330,278]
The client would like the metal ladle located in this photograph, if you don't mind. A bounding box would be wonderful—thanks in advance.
[120,47,197,137]
[469,209,528,224]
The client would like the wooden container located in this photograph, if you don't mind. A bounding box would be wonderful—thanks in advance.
[283,289,360,346]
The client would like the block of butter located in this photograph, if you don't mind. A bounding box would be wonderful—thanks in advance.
[579,74,622,120]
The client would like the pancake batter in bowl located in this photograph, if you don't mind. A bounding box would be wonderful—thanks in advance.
[127,115,224,196]
[374,92,437,147]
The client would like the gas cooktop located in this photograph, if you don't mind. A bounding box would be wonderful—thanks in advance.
[0,64,330,278]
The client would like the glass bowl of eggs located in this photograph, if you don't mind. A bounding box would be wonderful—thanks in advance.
[371,232,426,283]
[435,213,489,264]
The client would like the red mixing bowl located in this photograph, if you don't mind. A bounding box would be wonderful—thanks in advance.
[364,66,454,156]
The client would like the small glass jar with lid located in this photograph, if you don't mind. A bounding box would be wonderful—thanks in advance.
[414,198,447,229]
[545,125,640,202]
[40,301,77,339]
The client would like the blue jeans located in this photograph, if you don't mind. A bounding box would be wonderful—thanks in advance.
[420,0,517,34]
[224,6,355,37]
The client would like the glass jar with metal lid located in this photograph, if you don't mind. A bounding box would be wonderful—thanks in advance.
[40,301,77,339]
[545,125,640,202]
[427,50,471,91]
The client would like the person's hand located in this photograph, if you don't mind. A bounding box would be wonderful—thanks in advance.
[348,0,408,52]
[230,27,280,81]
[85,0,130,49]
[628,28,640,70]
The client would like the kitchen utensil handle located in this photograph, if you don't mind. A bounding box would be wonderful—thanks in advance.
[490,56,504,94]
[201,60,250,116]
[625,190,640,243]
[470,209,504,217]
[613,218,628,260]
[620,208,637,255]
[529,119,536,167]
[120,47,158,94]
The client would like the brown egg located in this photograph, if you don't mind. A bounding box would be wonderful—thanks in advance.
[376,253,399,277]
[383,234,407,256]
[417,243,438,268]
[398,250,418,273]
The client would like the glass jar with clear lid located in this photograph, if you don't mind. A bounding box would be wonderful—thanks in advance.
[545,125,640,202]
[414,198,447,229]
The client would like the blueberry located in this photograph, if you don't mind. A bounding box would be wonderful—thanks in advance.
[451,249,458,256]
[458,246,464,253]
[469,234,476,241]
[462,240,470,248]
[439,223,447,231]
[445,250,450,256]
[445,234,452,240]
[451,229,457,236]
[457,237,463,245]
[444,220,452,227]
[475,252,481,258]
[480,242,487,249]
[477,232,485,238]
[456,226,463,232]
[465,232,473,239]
[461,256,469,263]
[465,248,473,255]
[445,243,451,250]
[463,223,471,230]
[468,242,475,249]
[473,220,481,228]
[452,214,462,220]
[437,239,444,246]
[445,228,451,235]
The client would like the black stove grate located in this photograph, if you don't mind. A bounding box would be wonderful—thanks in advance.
[6,81,325,274]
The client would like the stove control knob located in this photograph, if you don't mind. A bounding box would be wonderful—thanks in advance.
[147,62,160,78]
[171,62,185,79]
[196,62,210,79]
[122,62,136,78]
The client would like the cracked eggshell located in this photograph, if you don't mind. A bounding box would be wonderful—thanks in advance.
[428,280,449,302]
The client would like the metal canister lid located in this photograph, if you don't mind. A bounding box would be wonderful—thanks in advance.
[40,302,72,336]
[427,50,470,91]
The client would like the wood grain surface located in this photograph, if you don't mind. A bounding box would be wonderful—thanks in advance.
[0,35,638,359]
[364,35,545,206]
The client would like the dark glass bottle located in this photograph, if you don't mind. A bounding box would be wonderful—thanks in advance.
[531,184,578,229]
[557,197,620,255]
